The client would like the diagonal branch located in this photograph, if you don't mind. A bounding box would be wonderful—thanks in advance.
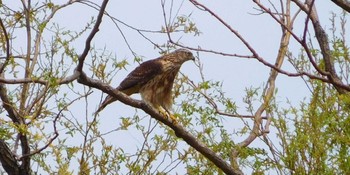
[255,0,350,93]
[19,91,92,160]
[0,83,21,124]
[186,78,268,120]
[0,18,11,74]
[308,0,348,94]
[76,0,109,73]
[76,72,242,175]
[185,0,350,93]
[0,140,20,174]
[76,0,240,174]
[293,0,349,94]
[235,0,292,150]
[331,0,350,12]
[188,0,260,58]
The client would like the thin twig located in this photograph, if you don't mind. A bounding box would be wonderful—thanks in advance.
[18,91,92,160]
[0,18,11,73]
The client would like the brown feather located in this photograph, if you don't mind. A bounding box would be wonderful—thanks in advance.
[95,49,194,114]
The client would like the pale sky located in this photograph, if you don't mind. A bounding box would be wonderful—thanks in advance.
[57,0,348,174]
[3,0,349,174]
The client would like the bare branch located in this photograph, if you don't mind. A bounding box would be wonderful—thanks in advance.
[0,78,47,85]
[77,72,242,175]
[293,0,349,94]
[254,0,329,77]
[19,91,92,160]
[0,140,20,174]
[255,0,350,92]
[76,0,110,72]
[189,0,260,58]
[0,18,11,73]
[186,78,268,120]
[0,84,21,124]
[233,0,292,157]
[0,73,82,85]
[182,0,350,93]
[331,0,350,12]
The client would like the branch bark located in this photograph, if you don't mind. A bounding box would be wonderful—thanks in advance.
[234,0,292,155]
[77,73,243,175]
[0,140,20,175]
[331,0,350,12]
[74,1,242,173]
[297,0,349,94]
[187,0,350,93]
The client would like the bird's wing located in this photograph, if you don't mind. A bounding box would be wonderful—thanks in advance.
[95,59,163,114]
[117,59,163,93]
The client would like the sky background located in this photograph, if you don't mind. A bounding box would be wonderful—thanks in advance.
[3,0,349,174]
[59,0,347,173]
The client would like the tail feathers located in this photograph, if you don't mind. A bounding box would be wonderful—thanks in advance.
[95,95,116,114]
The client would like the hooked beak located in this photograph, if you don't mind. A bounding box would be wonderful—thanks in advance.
[191,55,196,61]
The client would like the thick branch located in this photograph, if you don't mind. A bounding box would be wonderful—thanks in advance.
[331,0,350,13]
[0,84,21,124]
[255,0,350,93]
[306,0,348,94]
[0,140,20,175]
[187,0,348,91]
[236,0,292,148]
[17,1,33,171]
[77,73,242,175]
[74,0,241,174]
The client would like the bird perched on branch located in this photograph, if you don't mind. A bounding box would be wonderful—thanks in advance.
[95,49,195,121]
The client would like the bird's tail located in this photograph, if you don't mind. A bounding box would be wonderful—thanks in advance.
[95,95,117,114]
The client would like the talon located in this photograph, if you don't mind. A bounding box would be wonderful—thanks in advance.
[157,106,177,123]
[168,114,177,124]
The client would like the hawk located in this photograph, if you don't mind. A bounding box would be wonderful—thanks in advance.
[96,49,195,119]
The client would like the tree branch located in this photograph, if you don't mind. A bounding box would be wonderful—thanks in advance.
[0,140,20,174]
[0,84,21,124]
[76,0,109,72]
[331,0,350,13]
[0,74,80,85]
[255,0,350,92]
[184,0,350,93]
[76,73,242,175]
[0,18,11,74]
[186,78,268,120]
[19,91,92,160]
[72,2,241,170]
[296,0,349,94]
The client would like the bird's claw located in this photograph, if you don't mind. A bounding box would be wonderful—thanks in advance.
[157,107,177,124]
[167,113,177,124]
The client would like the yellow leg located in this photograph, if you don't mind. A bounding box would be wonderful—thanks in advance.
[157,106,177,123]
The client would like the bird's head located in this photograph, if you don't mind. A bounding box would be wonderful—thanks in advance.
[167,49,195,64]
[174,48,195,62]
